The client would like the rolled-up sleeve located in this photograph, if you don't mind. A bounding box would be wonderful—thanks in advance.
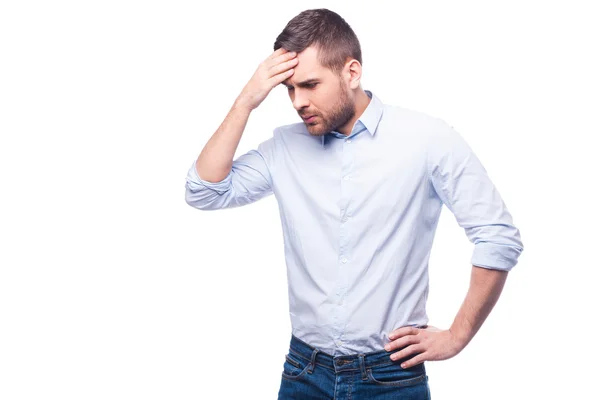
[427,119,524,271]
[184,130,278,210]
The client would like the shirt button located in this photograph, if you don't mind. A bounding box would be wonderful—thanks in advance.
[341,257,348,264]
[346,139,352,143]
[335,340,342,346]
[343,175,351,181]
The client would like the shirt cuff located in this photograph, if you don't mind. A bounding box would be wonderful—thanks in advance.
[185,160,233,195]
[471,242,523,271]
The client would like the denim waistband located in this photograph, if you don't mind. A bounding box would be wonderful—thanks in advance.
[288,334,421,374]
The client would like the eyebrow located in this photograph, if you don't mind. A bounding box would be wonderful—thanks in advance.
[281,79,321,88]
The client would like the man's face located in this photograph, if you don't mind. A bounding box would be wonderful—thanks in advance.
[281,45,356,136]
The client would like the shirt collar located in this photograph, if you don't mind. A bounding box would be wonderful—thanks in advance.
[321,90,384,147]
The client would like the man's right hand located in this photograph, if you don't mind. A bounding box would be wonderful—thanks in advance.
[236,48,298,111]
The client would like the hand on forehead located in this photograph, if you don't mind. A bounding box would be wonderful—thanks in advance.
[280,46,324,86]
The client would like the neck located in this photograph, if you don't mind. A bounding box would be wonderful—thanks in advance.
[337,89,371,136]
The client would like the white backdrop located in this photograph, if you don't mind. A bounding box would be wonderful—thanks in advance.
[1,1,598,399]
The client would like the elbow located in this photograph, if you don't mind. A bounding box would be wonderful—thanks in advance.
[184,189,201,209]
[184,187,218,211]
[184,161,235,211]
[184,187,205,210]
[184,182,234,211]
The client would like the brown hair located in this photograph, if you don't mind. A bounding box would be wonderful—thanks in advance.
[273,8,362,75]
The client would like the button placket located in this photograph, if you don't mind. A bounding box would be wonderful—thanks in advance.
[335,134,355,341]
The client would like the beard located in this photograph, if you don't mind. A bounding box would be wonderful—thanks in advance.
[304,83,356,137]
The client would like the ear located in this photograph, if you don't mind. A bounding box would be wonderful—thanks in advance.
[343,59,362,90]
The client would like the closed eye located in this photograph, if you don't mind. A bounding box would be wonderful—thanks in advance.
[286,83,319,90]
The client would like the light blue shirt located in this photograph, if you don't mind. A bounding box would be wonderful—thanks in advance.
[184,90,524,356]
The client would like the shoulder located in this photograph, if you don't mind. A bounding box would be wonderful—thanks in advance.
[384,104,449,132]
[274,121,310,137]
[257,122,313,158]
[272,122,322,149]
[377,103,454,147]
[257,122,306,149]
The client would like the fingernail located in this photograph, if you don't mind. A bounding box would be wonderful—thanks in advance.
[384,345,390,351]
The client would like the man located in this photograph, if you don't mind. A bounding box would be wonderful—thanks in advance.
[185,8,523,399]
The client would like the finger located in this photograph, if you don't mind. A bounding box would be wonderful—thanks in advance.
[388,326,420,340]
[269,57,298,77]
[276,50,297,63]
[384,335,419,352]
[399,352,428,369]
[268,67,295,87]
[269,47,289,59]
[267,51,297,71]
[390,344,424,361]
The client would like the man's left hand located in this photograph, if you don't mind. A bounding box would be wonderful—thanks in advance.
[384,325,465,368]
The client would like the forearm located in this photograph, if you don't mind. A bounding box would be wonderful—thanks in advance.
[449,265,509,350]
[195,97,252,183]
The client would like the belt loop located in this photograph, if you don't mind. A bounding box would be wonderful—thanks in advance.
[359,354,368,380]
[307,348,319,374]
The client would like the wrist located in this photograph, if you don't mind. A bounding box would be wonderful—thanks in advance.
[448,326,472,351]
[234,95,255,113]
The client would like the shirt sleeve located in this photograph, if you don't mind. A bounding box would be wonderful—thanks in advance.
[184,130,278,210]
[427,119,524,271]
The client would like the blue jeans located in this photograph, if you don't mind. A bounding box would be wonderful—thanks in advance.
[278,334,431,399]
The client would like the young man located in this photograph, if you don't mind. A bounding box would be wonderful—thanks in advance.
[185,8,524,399]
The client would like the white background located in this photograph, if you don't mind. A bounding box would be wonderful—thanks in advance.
[1,1,598,399]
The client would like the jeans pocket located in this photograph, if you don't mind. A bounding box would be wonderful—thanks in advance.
[366,361,427,387]
[281,350,311,381]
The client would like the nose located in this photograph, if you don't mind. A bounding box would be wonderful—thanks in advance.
[292,91,310,111]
